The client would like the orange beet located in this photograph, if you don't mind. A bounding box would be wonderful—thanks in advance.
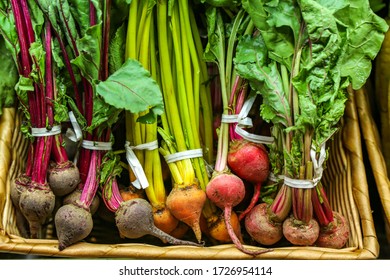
[169,222,189,239]
[208,210,242,244]
[120,186,144,201]
[166,181,206,243]
[153,206,179,234]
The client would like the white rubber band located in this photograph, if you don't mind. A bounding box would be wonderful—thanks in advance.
[284,176,316,189]
[82,140,113,151]
[311,143,326,184]
[282,144,326,189]
[65,128,77,142]
[238,93,256,121]
[31,125,62,137]
[125,141,149,189]
[221,93,275,145]
[68,111,83,142]
[268,172,284,183]
[164,148,203,164]
[235,125,275,144]
[221,114,253,126]
[129,140,159,151]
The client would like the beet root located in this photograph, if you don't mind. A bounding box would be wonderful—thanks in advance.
[48,161,80,196]
[115,198,202,246]
[316,211,350,249]
[208,210,242,244]
[11,174,31,208]
[153,206,179,234]
[227,140,270,184]
[63,185,100,215]
[282,215,320,246]
[54,203,93,251]
[166,182,206,243]
[206,172,272,256]
[18,183,55,239]
[227,140,270,220]
[245,203,283,246]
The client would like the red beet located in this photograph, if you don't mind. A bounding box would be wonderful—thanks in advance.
[316,211,350,249]
[245,203,283,246]
[206,171,271,256]
[282,215,320,246]
[227,139,270,220]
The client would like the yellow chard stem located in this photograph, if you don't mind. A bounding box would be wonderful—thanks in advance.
[158,0,195,186]
[189,7,214,166]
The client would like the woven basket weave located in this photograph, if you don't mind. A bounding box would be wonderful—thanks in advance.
[0,91,380,259]
[355,84,390,242]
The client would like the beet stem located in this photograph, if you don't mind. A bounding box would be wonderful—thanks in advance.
[238,183,261,221]
[79,150,101,208]
[150,226,203,247]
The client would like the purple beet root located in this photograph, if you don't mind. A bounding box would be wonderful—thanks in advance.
[54,202,93,251]
[48,161,80,197]
[115,198,203,246]
[10,175,32,238]
[10,174,31,208]
[63,186,100,215]
[18,183,56,238]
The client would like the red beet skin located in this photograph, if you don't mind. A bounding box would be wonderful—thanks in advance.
[206,172,272,256]
[316,211,350,249]
[227,139,270,220]
[227,139,270,184]
[282,215,320,246]
[245,203,283,246]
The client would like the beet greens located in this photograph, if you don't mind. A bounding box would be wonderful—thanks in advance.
[235,0,388,247]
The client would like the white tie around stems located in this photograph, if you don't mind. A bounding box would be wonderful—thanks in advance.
[282,143,327,189]
[124,140,159,190]
[164,148,204,164]
[67,111,83,142]
[82,140,113,151]
[221,93,274,145]
[31,125,62,137]
[268,172,284,183]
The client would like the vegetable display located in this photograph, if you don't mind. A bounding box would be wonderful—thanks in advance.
[0,0,388,255]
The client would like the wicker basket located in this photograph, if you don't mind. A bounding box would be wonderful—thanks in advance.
[0,90,380,259]
[355,84,390,242]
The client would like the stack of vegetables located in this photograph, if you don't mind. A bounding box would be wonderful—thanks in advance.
[0,0,388,255]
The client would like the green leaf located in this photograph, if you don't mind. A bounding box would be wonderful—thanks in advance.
[88,95,122,133]
[242,0,299,69]
[67,0,93,37]
[203,7,225,66]
[71,23,102,83]
[29,41,46,86]
[0,0,20,67]
[234,34,291,127]
[332,0,388,89]
[55,0,80,55]
[0,35,18,114]
[108,23,126,75]
[95,58,164,124]
[27,0,45,40]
